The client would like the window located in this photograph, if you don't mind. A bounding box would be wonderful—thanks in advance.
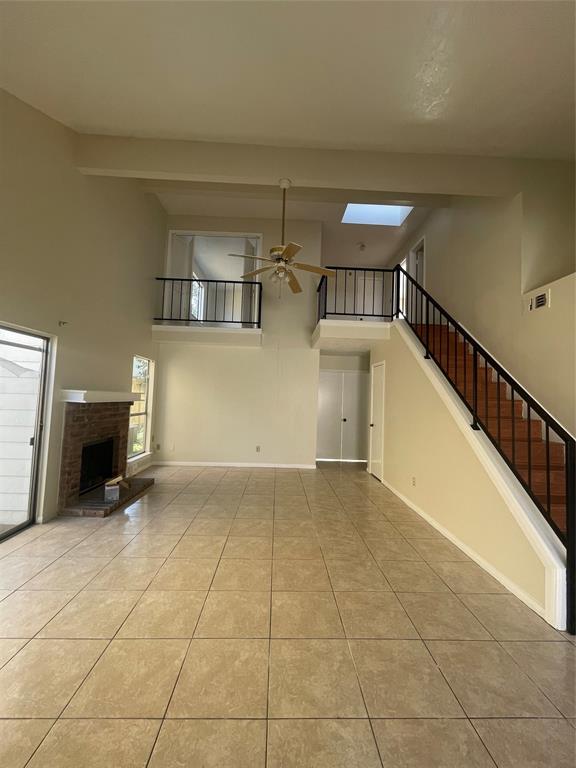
[128,356,152,458]
[190,272,205,320]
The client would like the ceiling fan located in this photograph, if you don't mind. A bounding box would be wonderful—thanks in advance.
[227,179,336,294]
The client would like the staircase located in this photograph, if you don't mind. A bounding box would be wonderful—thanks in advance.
[414,323,568,536]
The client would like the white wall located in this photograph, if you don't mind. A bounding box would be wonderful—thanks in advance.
[0,90,166,520]
[391,196,576,434]
[371,325,561,620]
[154,215,322,466]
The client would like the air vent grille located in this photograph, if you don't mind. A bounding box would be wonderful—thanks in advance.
[529,291,549,311]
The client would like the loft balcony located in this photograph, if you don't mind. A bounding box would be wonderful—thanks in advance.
[152,277,263,346]
[313,266,395,351]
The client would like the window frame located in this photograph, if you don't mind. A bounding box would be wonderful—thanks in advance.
[128,355,153,459]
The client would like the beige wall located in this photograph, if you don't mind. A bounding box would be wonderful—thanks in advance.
[392,196,576,434]
[0,91,166,520]
[154,215,321,466]
[320,354,369,372]
[372,327,548,608]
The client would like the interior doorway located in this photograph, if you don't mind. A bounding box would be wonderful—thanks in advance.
[411,239,425,286]
[0,325,49,540]
[317,370,369,461]
[369,362,385,480]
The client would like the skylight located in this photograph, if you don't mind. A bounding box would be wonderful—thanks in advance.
[341,203,413,226]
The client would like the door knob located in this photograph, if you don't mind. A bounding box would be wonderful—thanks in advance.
[369,423,374,427]
[342,418,347,422]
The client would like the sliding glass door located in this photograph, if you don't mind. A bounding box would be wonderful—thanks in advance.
[0,325,49,540]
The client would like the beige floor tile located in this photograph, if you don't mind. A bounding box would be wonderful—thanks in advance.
[65,535,135,559]
[64,639,188,718]
[195,591,270,638]
[149,719,265,768]
[274,520,316,537]
[196,507,237,520]
[117,590,206,638]
[319,538,371,560]
[268,639,367,718]
[222,536,272,559]
[267,719,381,768]
[365,537,422,561]
[148,558,217,590]
[23,557,110,590]
[27,719,160,768]
[502,641,576,717]
[398,593,492,640]
[140,518,192,534]
[461,594,564,641]
[86,557,164,590]
[170,535,226,558]
[7,538,78,559]
[335,591,418,639]
[409,539,470,561]
[272,592,343,638]
[212,559,272,591]
[379,561,450,592]
[353,519,400,538]
[427,640,561,717]
[0,638,27,668]
[430,561,507,593]
[186,519,232,535]
[372,719,494,767]
[0,557,54,589]
[0,589,14,600]
[37,591,141,639]
[472,718,576,768]
[325,559,391,591]
[229,519,273,537]
[0,639,106,717]
[235,506,274,519]
[0,590,77,637]
[392,522,443,539]
[350,639,463,717]
[273,536,323,559]
[0,719,54,768]
[120,534,181,558]
[167,639,268,717]
[272,560,331,591]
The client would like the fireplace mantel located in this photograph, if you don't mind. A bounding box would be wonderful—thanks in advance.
[61,389,142,404]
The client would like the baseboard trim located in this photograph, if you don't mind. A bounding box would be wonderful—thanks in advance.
[154,461,317,469]
[378,473,547,620]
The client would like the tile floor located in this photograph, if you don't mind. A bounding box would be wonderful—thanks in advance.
[0,463,574,767]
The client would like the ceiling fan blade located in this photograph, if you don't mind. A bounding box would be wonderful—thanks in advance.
[228,253,277,263]
[242,266,275,279]
[280,242,303,262]
[286,270,303,294]
[292,262,336,277]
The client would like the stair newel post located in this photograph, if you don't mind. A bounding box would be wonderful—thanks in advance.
[471,347,480,431]
[395,266,401,318]
[424,296,430,359]
[566,439,576,634]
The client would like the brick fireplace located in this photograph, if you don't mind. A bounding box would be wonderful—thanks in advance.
[58,401,131,509]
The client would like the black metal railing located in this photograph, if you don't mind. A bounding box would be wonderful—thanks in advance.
[154,278,262,328]
[317,267,396,323]
[395,265,575,633]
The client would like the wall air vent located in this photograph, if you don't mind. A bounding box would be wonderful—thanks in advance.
[529,291,549,311]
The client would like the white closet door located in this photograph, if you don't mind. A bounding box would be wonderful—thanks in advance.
[317,371,343,460]
[341,371,369,460]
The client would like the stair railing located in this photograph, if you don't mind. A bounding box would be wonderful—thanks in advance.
[395,265,575,633]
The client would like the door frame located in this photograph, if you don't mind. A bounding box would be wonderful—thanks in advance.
[368,361,385,480]
[316,368,369,462]
[0,322,51,542]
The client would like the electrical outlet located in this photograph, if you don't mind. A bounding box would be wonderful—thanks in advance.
[256,445,261,453]
[411,476,416,487]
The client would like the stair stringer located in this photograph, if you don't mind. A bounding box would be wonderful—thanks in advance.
[388,319,566,629]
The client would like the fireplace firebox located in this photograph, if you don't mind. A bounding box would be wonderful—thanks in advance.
[79,437,114,494]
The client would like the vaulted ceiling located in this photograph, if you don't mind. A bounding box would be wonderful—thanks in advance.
[1,1,573,159]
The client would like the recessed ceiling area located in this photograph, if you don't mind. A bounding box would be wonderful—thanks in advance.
[153,181,435,268]
[0,1,573,159]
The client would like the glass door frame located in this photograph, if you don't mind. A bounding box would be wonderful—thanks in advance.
[0,323,50,542]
